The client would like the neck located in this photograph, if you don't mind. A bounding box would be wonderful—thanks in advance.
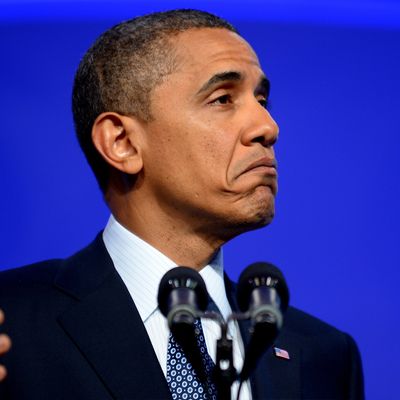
[107,189,226,270]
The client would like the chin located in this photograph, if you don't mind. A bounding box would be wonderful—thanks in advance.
[243,188,276,226]
[221,199,275,240]
[247,205,275,230]
[248,185,275,219]
[209,186,276,240]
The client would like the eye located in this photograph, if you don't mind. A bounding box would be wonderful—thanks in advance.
[258,97,272,111]
[209,94,232,105]
[258,98,267,107]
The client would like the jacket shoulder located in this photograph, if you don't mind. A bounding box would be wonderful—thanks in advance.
[283,306,364,399]
[0,233,104,295]
[283,306,361,362]
[0,259,63,291]
[285,306,345,336]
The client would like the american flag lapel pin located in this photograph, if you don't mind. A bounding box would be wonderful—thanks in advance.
[273,347,290,360]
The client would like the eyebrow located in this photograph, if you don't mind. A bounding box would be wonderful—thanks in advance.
[196,71,243,95]
[196,70,270,97]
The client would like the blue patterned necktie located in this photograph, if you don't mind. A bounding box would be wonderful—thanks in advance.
[166,318,218,400]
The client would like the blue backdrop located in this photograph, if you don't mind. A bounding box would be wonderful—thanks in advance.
[1,1,399,398]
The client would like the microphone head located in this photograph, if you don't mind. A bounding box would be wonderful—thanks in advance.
[237,262,289,313]
[157,267,210,384]
[157,266,209,319]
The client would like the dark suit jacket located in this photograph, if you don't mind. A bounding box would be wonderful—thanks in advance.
[0,234,364,399]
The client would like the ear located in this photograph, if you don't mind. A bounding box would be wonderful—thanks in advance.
[92,112,144,175]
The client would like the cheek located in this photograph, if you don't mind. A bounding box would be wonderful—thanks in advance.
[197,137,236,191]
[151,115,236,191]
[196,121,237,178]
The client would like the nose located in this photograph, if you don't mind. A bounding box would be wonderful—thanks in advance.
[241,104,279,148]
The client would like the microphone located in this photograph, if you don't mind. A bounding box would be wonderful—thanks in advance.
[237,262,289,381]
[157,266,208,328]
[157,266,209,382]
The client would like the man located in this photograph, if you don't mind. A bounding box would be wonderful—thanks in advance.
[0,9,364,399]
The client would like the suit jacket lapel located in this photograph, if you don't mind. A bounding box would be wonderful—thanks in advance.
[54,234,171,400]
[225,275,301,399]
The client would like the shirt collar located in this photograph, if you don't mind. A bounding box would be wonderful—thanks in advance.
[102,215,228,322]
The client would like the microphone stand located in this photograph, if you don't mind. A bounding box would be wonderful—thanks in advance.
[202,312,249,400]
[171,308,279,400]
[214,321,236,400]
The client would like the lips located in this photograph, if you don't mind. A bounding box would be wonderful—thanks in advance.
[240,156,278,194]
[242,156,278,175]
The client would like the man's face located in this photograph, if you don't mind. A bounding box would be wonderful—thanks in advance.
[139,28,279,240]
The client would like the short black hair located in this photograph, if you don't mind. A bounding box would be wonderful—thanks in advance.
[72,9,238,193]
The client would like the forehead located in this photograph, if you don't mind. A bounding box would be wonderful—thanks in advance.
[170,28,263,83]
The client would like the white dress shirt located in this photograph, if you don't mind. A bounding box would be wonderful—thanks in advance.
[103,214,252,400]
